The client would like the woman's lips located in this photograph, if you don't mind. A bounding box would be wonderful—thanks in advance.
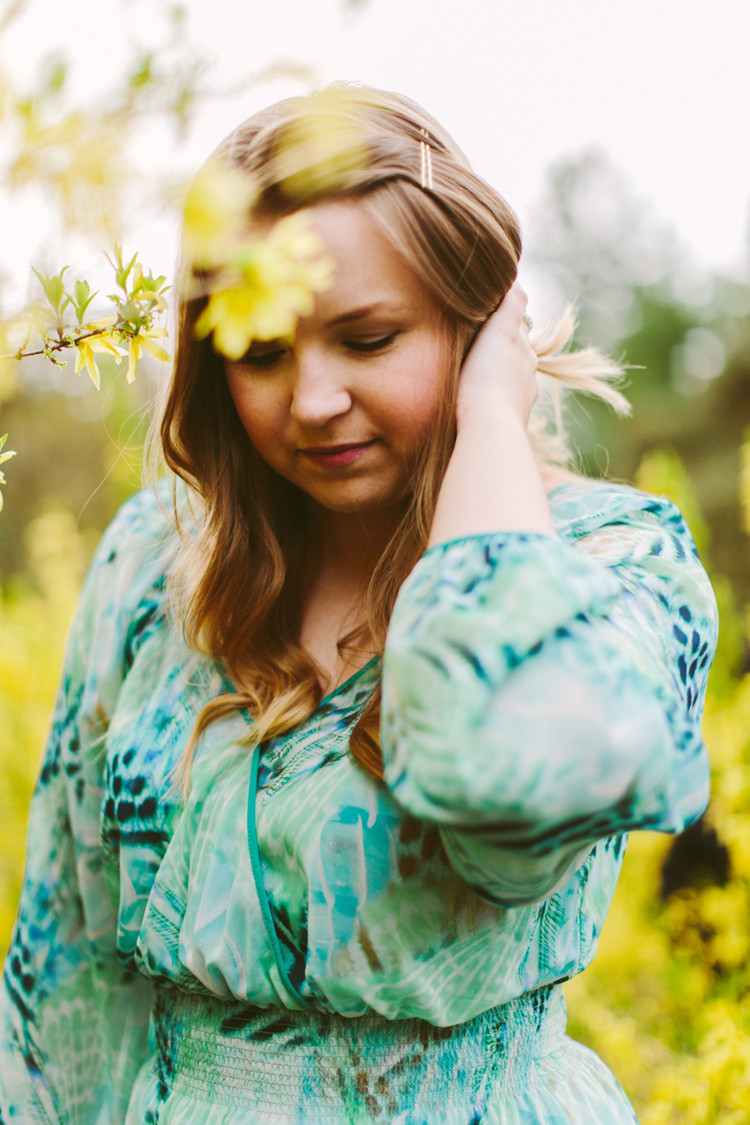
[299,441,376,469]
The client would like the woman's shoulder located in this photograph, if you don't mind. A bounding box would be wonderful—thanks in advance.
[549,474,695,547]
[54,480,190,742]
[549,475,716,628]
[93,477,181,570]
[78,477,185,632]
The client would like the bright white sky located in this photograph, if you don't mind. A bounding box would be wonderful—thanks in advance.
[2,0,750,315]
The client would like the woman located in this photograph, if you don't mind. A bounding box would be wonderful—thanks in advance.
[0,87,717,1123]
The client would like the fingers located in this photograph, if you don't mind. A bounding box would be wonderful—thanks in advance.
[499,281,529,324]
[477,281,531,344]
[511,280,528,304]
[510,283,533,337]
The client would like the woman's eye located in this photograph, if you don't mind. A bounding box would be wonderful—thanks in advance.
[238,349,285,367]
[345,332,399,354]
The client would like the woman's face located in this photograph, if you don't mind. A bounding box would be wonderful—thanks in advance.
[224,200,449,515]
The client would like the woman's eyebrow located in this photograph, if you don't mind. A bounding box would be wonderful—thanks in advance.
[326,302,405,328]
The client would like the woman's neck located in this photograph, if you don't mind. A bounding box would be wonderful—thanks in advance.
[311,502,402,591]
[299,502,402,694]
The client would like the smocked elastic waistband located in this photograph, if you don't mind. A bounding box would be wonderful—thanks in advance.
[152,985,567,1120]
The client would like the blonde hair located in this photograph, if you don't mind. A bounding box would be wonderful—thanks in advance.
[156,85,629,787]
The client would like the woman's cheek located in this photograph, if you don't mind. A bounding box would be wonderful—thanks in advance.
[228,380,281,453]
[385,352,445,443]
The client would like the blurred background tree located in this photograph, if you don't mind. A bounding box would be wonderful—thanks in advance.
[529,147,750,605]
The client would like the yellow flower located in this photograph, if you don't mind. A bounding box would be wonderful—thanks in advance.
[74,322,127,389]
[126,326,170,383]
[274,89,368,201]
[182,159,257,269]
[195,212,332,360]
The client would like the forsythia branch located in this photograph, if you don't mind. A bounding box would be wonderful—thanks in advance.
[1,244,171,388]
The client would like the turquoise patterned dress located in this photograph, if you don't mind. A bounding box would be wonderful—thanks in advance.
[0,478,717,1123]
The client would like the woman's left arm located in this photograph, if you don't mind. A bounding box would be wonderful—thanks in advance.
[380,286,718,907]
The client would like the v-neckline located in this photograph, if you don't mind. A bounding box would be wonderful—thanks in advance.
[317,654,381,710]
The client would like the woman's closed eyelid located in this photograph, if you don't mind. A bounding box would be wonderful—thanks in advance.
[235,329,401,367]
[343,330,400,353]
[236,347,287,368]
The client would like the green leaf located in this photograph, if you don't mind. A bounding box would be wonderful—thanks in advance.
[32,265,68,310]
[74,279,90,307]
[114,249,139,292]
[70,280,98,326]
[139,272,169,294]
[0,434,16,465]
[48,276,63,305]
[129,51,153,90]
[31,266,49,297]
[118,300,143,327]
[43,55,67,96]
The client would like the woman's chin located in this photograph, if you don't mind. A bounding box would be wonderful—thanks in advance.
[303,480,407,517]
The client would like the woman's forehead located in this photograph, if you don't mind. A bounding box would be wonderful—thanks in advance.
[306,200,433,314]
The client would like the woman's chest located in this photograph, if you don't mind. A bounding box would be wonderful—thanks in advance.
[101,625,382,849]
[98,623,611,1020]
[101,631,507,976]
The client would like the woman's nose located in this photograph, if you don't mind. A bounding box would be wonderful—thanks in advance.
[290,354,352,428]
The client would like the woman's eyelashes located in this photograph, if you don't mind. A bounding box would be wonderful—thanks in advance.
[239,348,286,367]
[238,331,400,367]
[344,330,400,354]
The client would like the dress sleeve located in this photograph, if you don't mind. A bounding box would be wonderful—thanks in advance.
[0,487,174,1123]
[380,491,718,907]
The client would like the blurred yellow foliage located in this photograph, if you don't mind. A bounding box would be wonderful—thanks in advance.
[0,509,86,946]
[181,158,258,269]
[566,442,750,1122]
[635,447,712,559]
[274,89,369,201]
[1,447,749,1121]
[9,105,128,238]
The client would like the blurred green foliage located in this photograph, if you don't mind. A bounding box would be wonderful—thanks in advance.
[0,355,150,581]
[533,149,750,607]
